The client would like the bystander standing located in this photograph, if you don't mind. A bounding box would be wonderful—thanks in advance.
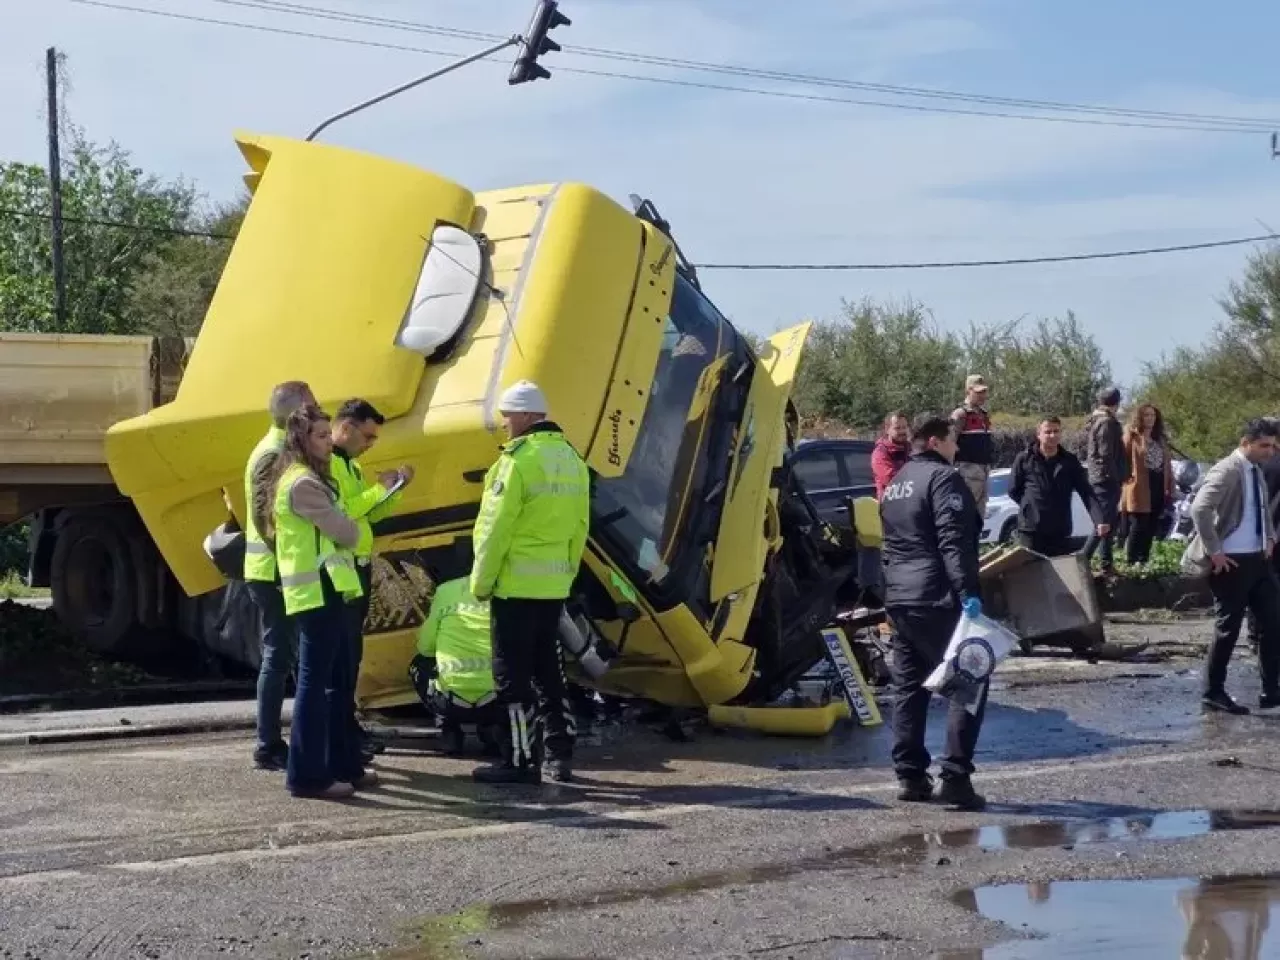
[1081,387,1128,577]
[872,411,911,499]
[1008,416,1107,556]
[1181,417,1280,715]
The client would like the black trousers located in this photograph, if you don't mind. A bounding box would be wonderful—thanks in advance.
[343,563,374,739]
[1015,530,1074,557]
[1206,553,1280,697]
[1247,550,1280,651]
[490,597,574,766]
[887,605,988,782]
[1082,482,1120,570]
[1124,470,1167,565]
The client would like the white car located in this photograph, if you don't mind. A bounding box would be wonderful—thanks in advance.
[980,467,1093,546]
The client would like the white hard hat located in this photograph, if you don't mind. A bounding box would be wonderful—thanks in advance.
[497,380,548,415]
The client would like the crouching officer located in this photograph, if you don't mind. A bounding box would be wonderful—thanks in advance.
[470,381,590,785]
[409,576,502,758]
[880,413,987,811]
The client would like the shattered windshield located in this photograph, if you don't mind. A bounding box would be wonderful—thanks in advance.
[592,274,733,585]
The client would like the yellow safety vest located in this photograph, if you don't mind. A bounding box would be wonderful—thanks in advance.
[243,426,284,582]
[416,577,494,705]
[272,463,364,615]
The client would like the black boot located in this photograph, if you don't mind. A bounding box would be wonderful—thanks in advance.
[939,776,986,811]
[896,775,934,803]
[439,721,465,757]
[253,742,288,771]
[543,756,573,783]
[476,724,503,758]
[472,762,541,785]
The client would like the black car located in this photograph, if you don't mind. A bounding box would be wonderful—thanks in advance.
[788,438,876,531]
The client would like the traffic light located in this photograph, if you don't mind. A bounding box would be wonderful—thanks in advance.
[509,0,571,85]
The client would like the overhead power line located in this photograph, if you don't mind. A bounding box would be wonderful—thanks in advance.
[694,234,1280,271]
[68,0,1277,135]
[3,207,1274,270]
[0,206,234,240]
[204,0,1280,131]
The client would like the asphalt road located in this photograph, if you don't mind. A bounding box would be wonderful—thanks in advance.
[5,615,1280,959]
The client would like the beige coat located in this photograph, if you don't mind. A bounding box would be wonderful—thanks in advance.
[1182,449,1277,576]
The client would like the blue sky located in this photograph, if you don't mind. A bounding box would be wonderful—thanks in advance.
[4,0,1279,388]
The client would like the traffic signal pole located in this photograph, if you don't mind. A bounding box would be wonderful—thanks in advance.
[304,0,571,142]
[305,37,519,142]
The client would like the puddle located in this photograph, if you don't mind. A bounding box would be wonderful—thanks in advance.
[373,807,1280,957]
[953,874,1280,958]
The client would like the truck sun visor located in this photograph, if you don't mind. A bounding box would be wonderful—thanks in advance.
[395,224,483,356]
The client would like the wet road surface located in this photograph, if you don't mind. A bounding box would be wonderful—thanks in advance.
[6,616,1280,958]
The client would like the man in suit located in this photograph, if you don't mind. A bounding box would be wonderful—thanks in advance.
[1182,417,1280,714]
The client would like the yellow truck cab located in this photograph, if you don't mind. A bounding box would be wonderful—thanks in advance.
[107,133,869,711]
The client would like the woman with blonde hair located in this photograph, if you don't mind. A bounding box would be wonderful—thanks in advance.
[1120,403,1174,565]
[257,404,385,799]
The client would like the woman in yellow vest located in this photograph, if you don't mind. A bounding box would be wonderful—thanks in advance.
[257,404,379,800]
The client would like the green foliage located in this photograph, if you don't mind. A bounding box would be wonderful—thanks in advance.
[791,299,1111,434]
[0,522,29,575]
[1140,245,1280,460]
[125,199,246,337]
[0,127,239,336]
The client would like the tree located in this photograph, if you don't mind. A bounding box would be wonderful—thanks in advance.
[961,312,1110,418]
[793,298,963,430]
[0,128,204,335]
[126,198,245,337]
[1140,245,1280,460]
[790,298,1108,434]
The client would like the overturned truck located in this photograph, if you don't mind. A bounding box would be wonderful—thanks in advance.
[106,133,882,715]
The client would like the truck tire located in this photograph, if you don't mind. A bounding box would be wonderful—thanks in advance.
[999,518,1017,544]
[50,513,137,655]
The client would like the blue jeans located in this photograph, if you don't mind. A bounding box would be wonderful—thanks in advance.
[286,587,364,794]
[247,581,297,753]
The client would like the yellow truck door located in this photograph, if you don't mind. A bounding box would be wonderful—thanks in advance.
[708,322,811,603]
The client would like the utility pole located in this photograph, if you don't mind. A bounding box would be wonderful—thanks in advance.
[46,46,67,334]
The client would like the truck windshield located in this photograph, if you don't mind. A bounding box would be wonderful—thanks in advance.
[592,274,734,586]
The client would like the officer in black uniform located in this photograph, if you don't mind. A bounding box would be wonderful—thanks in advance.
[879,413,987,811]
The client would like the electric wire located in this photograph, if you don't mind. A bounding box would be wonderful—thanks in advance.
[204,0,1280,131]
[67,0,1279,135]
[4,207,1275,270]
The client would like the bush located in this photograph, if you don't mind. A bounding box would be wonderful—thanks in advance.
[0,522,29,575]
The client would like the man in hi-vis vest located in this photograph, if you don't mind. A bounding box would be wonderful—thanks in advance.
[243,380,315,771]
[409,575,502,758]
[470,381,590,785]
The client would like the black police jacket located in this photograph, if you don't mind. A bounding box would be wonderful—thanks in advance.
[879,451,981,608]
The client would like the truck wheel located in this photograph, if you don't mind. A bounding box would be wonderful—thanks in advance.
[50,514,137,655]
[999,519,1017,544]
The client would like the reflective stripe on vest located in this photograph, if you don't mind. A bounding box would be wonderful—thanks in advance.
[245,541,272,556]
[510,558,575,579]
[438,655,492,676]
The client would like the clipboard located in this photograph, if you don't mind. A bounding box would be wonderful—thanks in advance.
[373,473,407,508]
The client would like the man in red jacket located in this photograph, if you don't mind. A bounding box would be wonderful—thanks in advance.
[872,411,911,499]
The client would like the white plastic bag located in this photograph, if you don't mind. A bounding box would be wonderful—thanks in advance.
[924,613,1020,713]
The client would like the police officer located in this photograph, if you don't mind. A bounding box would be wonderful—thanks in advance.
[879,413,987,811]
[408,574,502,758]
[470,381,590,785]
